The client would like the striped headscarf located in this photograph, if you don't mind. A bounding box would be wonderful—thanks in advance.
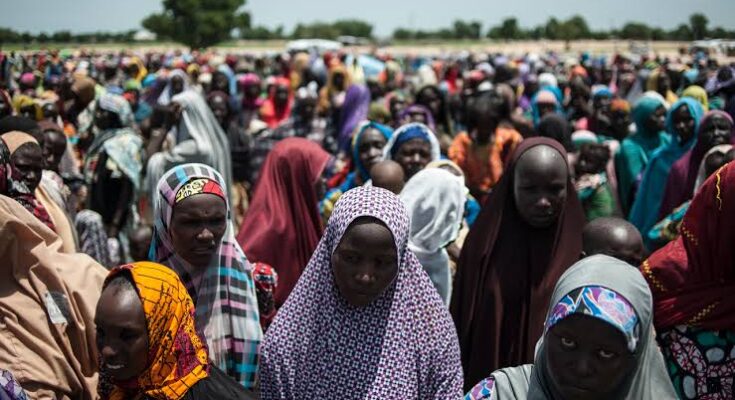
[105,262,209,400]
[149,163,262,389]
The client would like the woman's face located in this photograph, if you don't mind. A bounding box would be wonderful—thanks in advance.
[513,145,568,228]
[537,102,557,119]
[644,105,666,134]
[358,128,387,173]
[671,104,696,144]
[170,76,185,96]
[390,98,406,119]
[331,218,398,307]
[42,130,67,172]
[419,89,442,117]
[700,114,733,149]
[546,314,636,400]
[395,138,432,179]
[12,143,44,193]
[95,282,149,381]
[169,193,227,269]
[208,96,229,126]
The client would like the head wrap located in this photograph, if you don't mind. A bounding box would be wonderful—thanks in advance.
[383,122,441,160]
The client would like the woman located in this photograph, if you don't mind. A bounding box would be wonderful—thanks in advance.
[95,262,257,399]
[259,77,292,129]
[615,95,670,213]
[157,69,189,106]
[238,137,330,307]
[150,163,262,389]
[451,137,585,390]
[465,255,677,400]
[260,186,463,398]
[400,168,467,304]
[629,98,704,249]
[659,110,733,219]
[383,122,441,181]
[642,160,735,399]
[146,90,232,200]
[337,84,371,152]
[0,195,107,399]
[83,93,143,245]
[529,89,563,128]
[321,121,393,220]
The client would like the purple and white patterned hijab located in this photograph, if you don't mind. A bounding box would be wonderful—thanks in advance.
[260,185,463,399]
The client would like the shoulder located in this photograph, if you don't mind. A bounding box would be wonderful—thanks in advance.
[184,366,258,400]
[464,376,496,400]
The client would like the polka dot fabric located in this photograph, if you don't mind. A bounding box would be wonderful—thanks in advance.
[260,186,463,399]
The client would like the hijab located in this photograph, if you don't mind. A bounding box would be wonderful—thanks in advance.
[337,84,371,152]
[259,77,292,129]
[260,186,463,399]
[629,98,704,247]
[450,137,585,391]
[150,163,262,389]
[145,90,233,199]
[643,161,735,331]
[659,110,733,219]
[0,131,55,230]
[383,122,441,163]
[681,85,709,111]
[105,262,209,400]
[351,120,393,182]
[400,168,467,304]
[468,256,677,400]
[158,69,190,106]
[238,137,330,307]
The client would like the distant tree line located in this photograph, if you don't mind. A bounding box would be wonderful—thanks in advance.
[396,14,735,41]
[0,28,139,45]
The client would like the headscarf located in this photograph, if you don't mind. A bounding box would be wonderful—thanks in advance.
[11,95,42,121]
[157,69,190,106]
[127,56,149,82]
[351,121,393,181]
[616,95,671,211]
[538,72,558,89]
[646,69,678,105]
[239,73,264,110]
[450,137,585,390]
[260,186,463,399]
[530,89,562,127]
[383,122,441,162]
[0,195,107,400]
[400,168,466,304]
[659,110,733,219]
[536,114,573,151]
[337,84,371,152]
[145,90,233,199]
[238,138,330,307]
[681,85,709,112]
[629,98,704,247]
[0,369,28,400]
[466,256,677,400]
[150,163,262,388]
[71,76,96,106]
[259,77,292,129]
[643,161,735,331]
[0,132,55,230]
[398,104,436,131]
[105,262,209,400]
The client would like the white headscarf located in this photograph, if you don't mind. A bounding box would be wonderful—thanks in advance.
[400,168,466,303]
[157,69,190,106]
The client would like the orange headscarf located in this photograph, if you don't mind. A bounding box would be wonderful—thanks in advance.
[107,262,209,400]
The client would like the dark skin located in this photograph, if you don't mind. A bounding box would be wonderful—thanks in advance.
[610,110,631,141]
[129,225,153,262]
[643,106,666,135]
[537,102,557,120]
[244,82,261,100]
[274,85,290,110]
[513,145,568,228]
[170,76,185,97]
[417,87,442,119]
[0,97,11,118]
[395,138,432,180]
[358,128,388,174]
[389,97,406,123]
[170,193,228,270]
[212,72,229,93]
[699,114,733,150]
[331,217,398,307]
[546,314,636,400]
[295,97,317,122]
[582,217,644,266]
[42,130,67,172]
[671,104,696,144]
[11,142,44,193]
[208,95,230,128]
[369,160,405,195]
[95,282,149,381]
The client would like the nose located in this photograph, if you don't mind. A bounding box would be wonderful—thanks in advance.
[368,147,382,158]
[101,342,118,361]
[537,196,552,210]
[197,228,214,242]
[411,153,422,163]
[572,354,595,378]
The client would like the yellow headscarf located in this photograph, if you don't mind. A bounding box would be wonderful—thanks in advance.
[682,85,709,112]
[128,56,149,83]
[107,262,209,400]
[11,95,42,121]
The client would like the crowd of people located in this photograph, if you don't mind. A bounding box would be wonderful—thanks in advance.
[0,45,734,399]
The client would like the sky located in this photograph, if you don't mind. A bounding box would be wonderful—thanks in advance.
[1,0,735,38]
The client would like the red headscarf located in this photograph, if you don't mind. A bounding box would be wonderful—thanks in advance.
[643,161,735,331]
[259,77,292,129]
[237,137,329,307]
[450,137,585,391]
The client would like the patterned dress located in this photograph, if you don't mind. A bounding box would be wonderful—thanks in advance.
[658,326,735,399]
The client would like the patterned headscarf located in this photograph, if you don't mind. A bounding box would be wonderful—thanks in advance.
[0,131,55,230]
[105,262,209,400]
[149,163,262,389]
[260,186,463,399]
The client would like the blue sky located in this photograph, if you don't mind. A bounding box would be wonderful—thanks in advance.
[1,0,734,37]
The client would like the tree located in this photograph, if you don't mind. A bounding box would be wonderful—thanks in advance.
[620,22,651,40]
[332,19,374,38]
[488,17,523,40]
[545,17,560,40]
[142,0,250,49]
[689,13,709,40]
[669,24,693,41]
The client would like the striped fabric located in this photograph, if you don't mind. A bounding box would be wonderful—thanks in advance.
[150,163,262,389]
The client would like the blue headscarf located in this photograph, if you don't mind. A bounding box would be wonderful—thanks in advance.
[629,97,705,249]
[530,88,563,127]
[351,121,393,181]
